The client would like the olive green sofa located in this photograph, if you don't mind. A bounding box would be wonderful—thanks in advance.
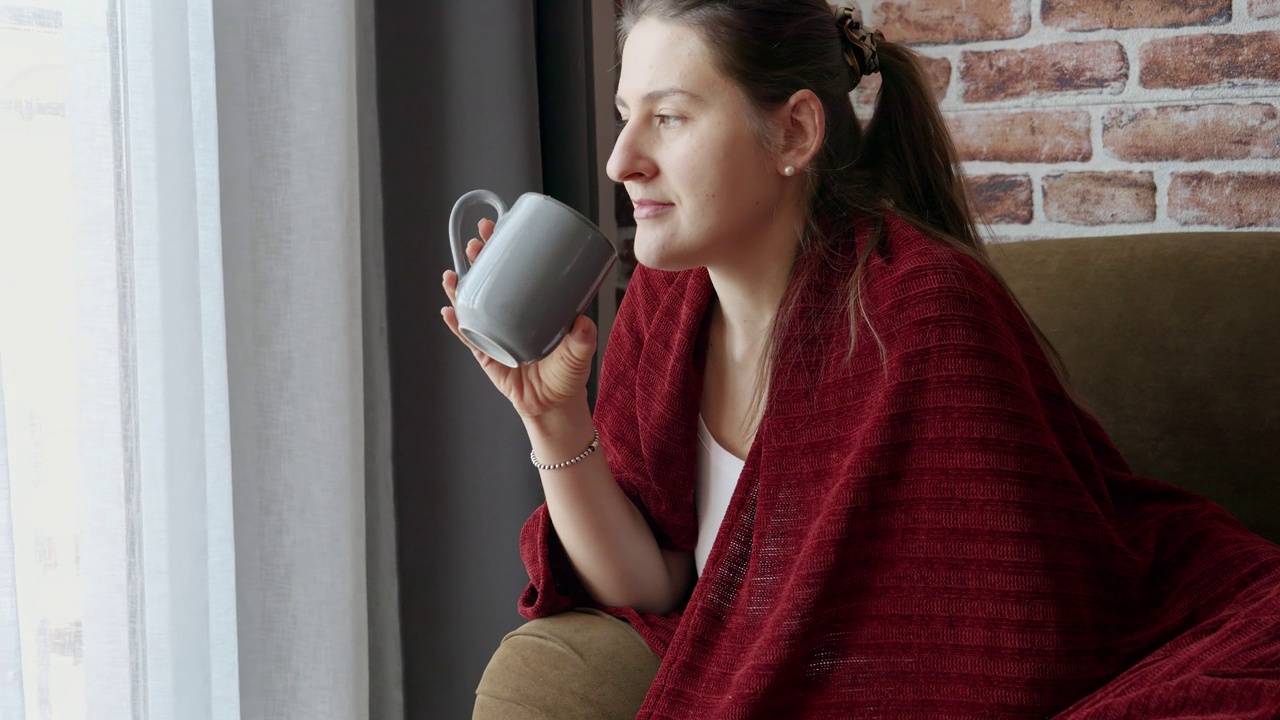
[989,232,1280,543]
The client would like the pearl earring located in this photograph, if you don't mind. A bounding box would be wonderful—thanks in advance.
[783,165,796,176]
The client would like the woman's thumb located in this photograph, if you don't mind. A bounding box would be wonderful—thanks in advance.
[562,315,598,366]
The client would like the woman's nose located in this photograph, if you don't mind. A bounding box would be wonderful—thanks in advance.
[606,123,653,183]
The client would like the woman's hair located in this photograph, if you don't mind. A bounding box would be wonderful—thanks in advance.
[617,0,1083,427]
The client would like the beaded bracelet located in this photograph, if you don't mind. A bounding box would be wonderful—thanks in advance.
[530,428,601,471]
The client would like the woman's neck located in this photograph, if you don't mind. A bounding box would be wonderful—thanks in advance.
[705,210,803,358]
[699,211,802,455]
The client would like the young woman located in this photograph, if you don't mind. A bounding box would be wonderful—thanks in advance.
[442,1,1280,718]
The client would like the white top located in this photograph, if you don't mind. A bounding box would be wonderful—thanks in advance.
[695,415,747,577]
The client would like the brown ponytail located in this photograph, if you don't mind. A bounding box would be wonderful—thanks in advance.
[859,42,982,252]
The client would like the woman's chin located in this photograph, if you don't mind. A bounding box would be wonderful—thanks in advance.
[632,231,702,273]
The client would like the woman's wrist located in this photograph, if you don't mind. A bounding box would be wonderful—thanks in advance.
[522,391,596,468]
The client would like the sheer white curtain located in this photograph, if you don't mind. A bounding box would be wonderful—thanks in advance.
[1,0,239,716]
[0,0,398,717]
[213,0,400,716]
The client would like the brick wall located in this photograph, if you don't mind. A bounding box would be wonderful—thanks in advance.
[859,0,1280,237]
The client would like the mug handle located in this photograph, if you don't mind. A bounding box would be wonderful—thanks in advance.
[449,189,509,280]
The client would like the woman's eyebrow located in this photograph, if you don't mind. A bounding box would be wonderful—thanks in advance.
[615,88,705,110]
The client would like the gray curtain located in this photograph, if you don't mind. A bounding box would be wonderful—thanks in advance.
[212,0,401,717]
[375,0,552,717]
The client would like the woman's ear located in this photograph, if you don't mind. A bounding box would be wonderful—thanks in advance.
[776,89,825,175]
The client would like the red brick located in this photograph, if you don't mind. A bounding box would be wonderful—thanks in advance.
[968,174,1034,224]
[872,0,1030,45]
[1170,172,1280,227]
[1103,104,1280,161]
[1042,0,1231,31]
[1043,172,1156,225]
[962,42,1128,102]
[1140,32,1280,89]
[1253,0,1280,19]
[948,110,1093,163]
[856,55,951,106]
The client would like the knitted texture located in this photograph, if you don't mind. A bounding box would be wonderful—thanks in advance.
[517,214,1280,718]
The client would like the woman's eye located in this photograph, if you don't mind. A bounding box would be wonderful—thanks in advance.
[615,114,682,130]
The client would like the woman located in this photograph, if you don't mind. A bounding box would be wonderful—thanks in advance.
[442,1,1280,718]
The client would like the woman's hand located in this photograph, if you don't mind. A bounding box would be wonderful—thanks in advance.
[441,218,599,419]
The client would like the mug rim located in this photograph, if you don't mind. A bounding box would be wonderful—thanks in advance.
[519,192,619,254]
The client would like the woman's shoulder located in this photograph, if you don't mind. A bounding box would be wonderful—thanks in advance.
[876,213,990,275]
[853,213,1026,344]
[866,213,1007,304]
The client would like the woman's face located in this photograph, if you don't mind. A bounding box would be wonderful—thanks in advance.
[608,19,787,272]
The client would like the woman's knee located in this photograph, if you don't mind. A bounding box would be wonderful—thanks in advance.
[473,608,660,720]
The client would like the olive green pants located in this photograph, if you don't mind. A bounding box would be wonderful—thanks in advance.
[473,608,661,719]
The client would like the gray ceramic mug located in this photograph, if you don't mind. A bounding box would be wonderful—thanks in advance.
[449,189,618,367]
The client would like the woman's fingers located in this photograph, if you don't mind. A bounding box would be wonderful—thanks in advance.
[442,228,507,373]
[462,219,496,264]
[440,305,493,365]
[439,275,498,367]
[440,273,477,349]
[439,217,524,378]
[439,305,470,346]
[442,269,458,304]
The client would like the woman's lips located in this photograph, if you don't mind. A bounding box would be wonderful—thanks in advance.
[633,200,674,220]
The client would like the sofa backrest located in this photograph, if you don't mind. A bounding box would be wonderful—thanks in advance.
[988,232,1280,544]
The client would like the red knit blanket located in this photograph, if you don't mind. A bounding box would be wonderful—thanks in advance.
[518,214,1280,718]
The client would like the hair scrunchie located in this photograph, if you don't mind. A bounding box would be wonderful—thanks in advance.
[835,2,885,89]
